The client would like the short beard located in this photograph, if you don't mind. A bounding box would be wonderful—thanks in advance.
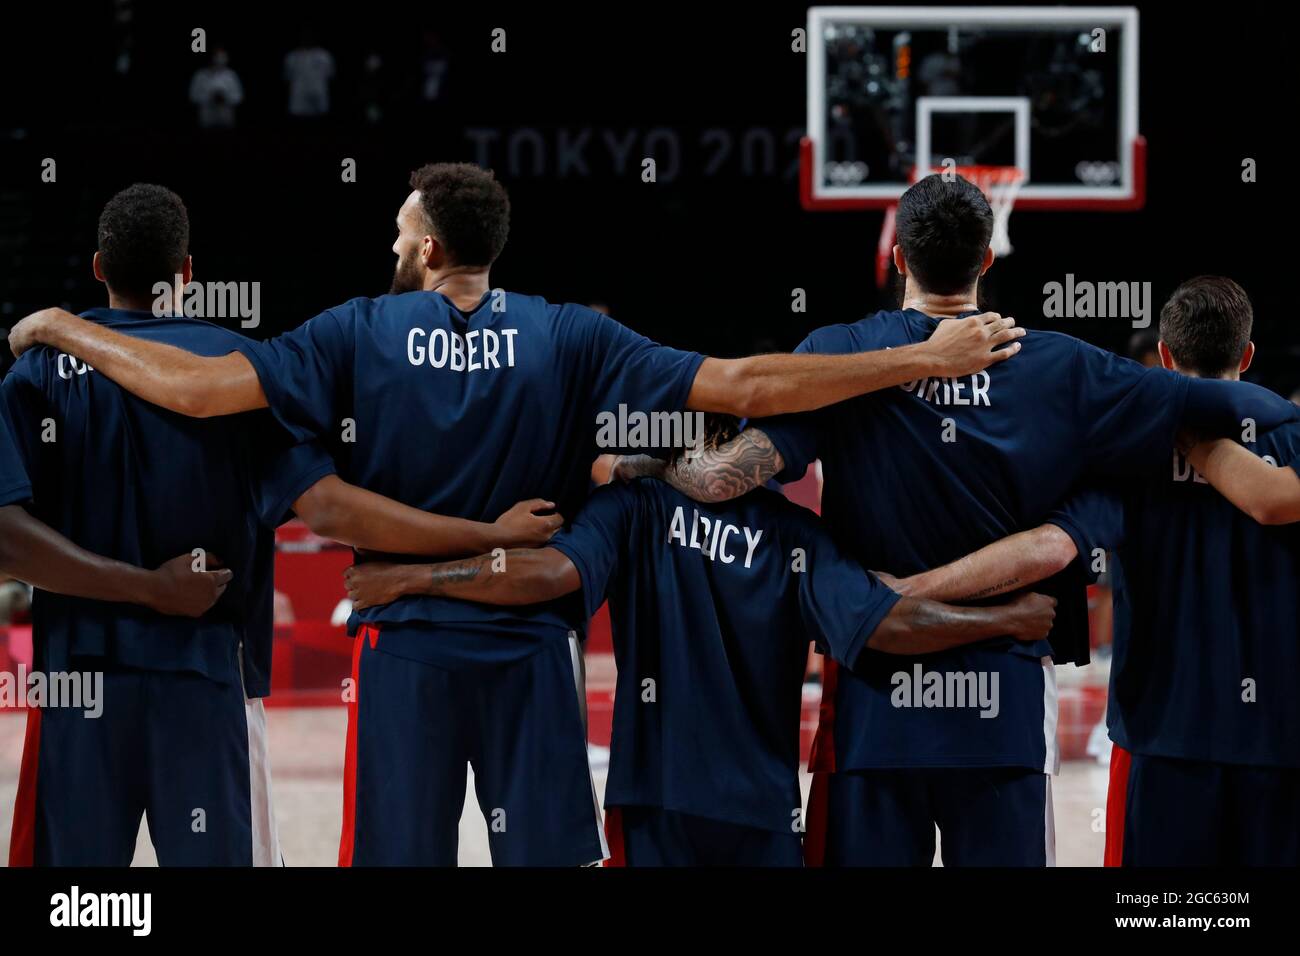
[390,254,424,294]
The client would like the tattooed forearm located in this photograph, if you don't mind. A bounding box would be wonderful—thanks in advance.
[427,555,491,595]
[664,428,785,503]
[955,577,1020,602]
[422,548,581,605]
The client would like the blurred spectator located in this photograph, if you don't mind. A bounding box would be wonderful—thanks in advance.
[1127,329,1160,368]
[419,31,450,106]
[359,51,386,124]
[1289,387,1300,407]
[189,49,244,129]
[284,33,335,118]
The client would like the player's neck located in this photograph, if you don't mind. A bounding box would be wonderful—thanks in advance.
[901,282,980,319]
[425,267,491,312]
[107,290,159,313]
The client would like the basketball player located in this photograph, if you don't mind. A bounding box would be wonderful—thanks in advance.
[622,176,1298,866]
[6,163,1024,866]
[341,413,1059,866]
[883,277,1299,865]
[2,184,561,867]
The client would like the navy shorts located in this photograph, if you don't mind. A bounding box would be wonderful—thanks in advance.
[9,662,279,867]
[1110,748,1299,866]
[807,767,1054,867]
[605,805,803,867]
[340,625,606,866]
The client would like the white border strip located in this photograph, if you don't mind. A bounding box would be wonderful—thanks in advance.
[915,95,1030,180]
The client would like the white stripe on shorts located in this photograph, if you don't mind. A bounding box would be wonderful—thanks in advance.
[568,632,610,864]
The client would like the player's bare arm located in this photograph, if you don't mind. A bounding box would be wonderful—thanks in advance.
[9,307,265,417]
[293,478,562,556]
[1186,437,1300,526]
[11,308,1020,422]
[877,524,1078,602]
[0,505,231,617]
[685,313,1023,418]
[344,547,579,610]
[867,592,1057,655]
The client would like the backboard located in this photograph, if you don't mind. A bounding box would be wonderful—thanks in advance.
[801,6,1145,211]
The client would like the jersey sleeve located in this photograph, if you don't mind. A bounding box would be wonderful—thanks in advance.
[547,483,640,621]
[559,306,705,421]
[0,362,46,507]
[1182,377,1299,438]
[791,508,902,668]
[1073,341,1192,477]
[230,304,358,443]
[1044,485,1126,584]
[244,414,338,529]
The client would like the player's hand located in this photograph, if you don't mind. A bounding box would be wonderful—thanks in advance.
[343,562,409,611]
[492,499,563,548]
[147,553,233,617]
[8,308,75,359]
[1001,592,1057,641]
[923,313,1025,377]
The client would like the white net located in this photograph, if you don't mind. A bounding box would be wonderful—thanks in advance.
[956,166,1025,257]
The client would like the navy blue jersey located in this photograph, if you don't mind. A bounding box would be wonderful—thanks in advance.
[757,309,1297,771]
[1,309,334,697]
[1048,424,1300,768]
[233,291,704,666]
[549,479,900,833]
[0,411,33,507]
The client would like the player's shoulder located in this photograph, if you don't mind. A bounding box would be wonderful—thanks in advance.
[7,348,52,388]
[801,309,925,354]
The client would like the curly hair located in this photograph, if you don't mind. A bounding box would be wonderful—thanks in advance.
[409,163,510,267]
[97,184,190,299]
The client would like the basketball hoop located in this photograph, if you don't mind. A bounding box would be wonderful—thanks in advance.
[875,165,1025,288]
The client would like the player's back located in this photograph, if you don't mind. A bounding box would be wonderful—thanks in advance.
[757,309,1215,772]
[552,479,897,832]
[791,310,1185,580]
[1109,425,1300,767]
[2,308,273,685]
[238,290,703,653]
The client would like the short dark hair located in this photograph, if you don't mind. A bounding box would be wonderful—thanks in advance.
[97,184,190,299]
[1158,276,1253,376]
[669,413,741,465]
[895,174,993,295]
[409,163,510,267]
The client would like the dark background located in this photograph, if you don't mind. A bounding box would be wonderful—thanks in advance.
[0,0,1291,390]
